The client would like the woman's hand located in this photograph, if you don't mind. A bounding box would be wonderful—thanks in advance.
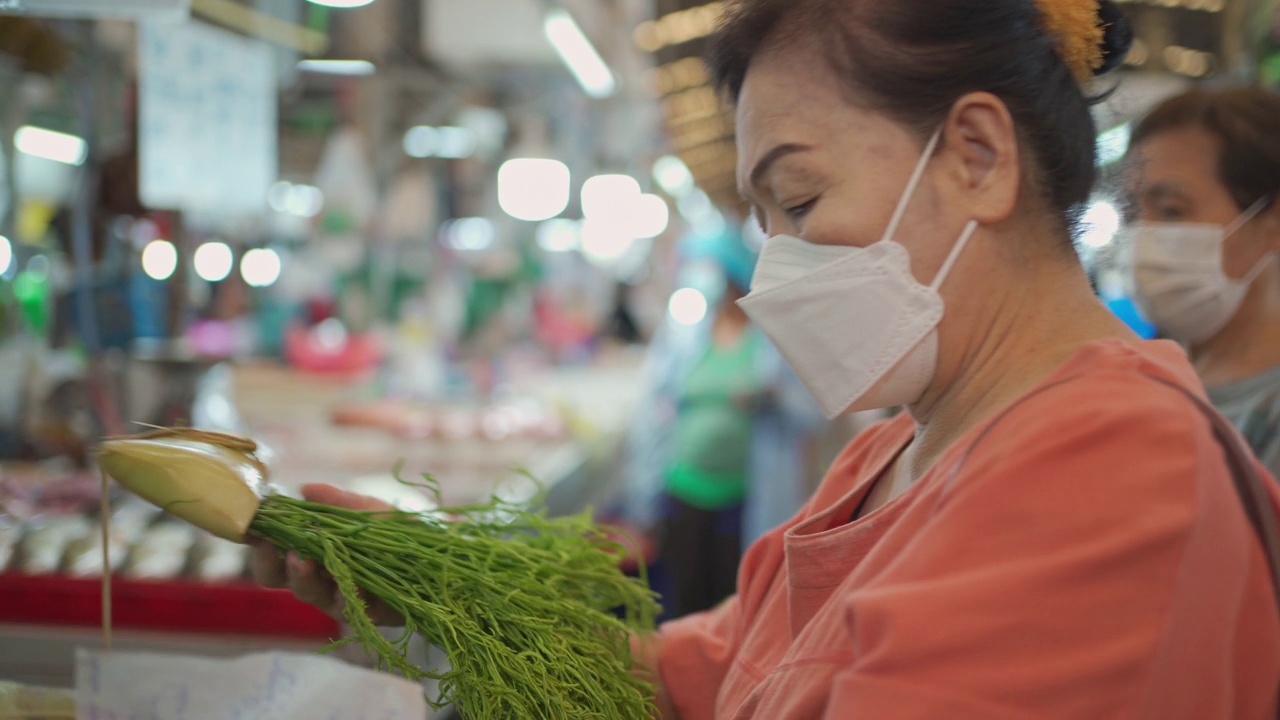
[632,633,678,719]
[250,483,404,626]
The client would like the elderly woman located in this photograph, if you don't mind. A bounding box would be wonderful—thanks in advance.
[1124,87,1280,477]
[257,0,1280,717]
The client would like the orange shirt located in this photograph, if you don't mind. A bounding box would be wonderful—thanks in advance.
[658,339,1280,719]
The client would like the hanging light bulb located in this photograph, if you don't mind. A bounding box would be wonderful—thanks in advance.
[241,248,283,288]
[141,239,179,281]
[194,242,234,282]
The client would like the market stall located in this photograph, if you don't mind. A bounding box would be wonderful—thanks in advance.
[0,347,646,689]
[0,0,660,698]
[0,0,1267,715]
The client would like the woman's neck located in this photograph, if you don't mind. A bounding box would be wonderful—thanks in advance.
[904,260,1134,481]
[1192,273,1280,387]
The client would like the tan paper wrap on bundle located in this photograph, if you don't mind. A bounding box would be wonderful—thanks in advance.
[95,430,268,543]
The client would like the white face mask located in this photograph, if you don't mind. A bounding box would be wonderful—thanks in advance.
[738,129,979,419]
[1123,198,1274,346]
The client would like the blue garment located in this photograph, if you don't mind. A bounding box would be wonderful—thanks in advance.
[1105,296,1157,340]
[681,230,757,290]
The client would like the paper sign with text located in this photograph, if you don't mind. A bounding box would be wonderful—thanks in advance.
[76,649,427,720]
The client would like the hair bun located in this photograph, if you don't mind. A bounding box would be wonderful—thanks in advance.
[1095,0,1134,76]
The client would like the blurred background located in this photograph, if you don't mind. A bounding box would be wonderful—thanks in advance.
[0,0,1274,707]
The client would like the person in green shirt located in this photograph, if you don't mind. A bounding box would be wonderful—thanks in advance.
[624,228,826,618]
[660,277,763,617]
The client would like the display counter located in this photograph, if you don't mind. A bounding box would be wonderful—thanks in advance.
[0,352,646,691]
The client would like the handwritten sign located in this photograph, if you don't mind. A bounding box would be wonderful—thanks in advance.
[75,649,427,720]
[138,19,277,216]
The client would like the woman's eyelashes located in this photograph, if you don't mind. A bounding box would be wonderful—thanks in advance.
[752,195,818,236]
[750,207,770,236]
[784,199,817,222]
[1151,200,1189,222]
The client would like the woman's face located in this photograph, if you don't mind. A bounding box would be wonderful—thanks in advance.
[1128,126,1277,280]
[734,48,977,286]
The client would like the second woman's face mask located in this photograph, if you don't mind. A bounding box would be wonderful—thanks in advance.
[738,129,979,419]
[1124,198,1274,346]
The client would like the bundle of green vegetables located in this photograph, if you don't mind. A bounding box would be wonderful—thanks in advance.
[96,428,660,720]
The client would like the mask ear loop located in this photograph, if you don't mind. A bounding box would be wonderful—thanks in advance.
[1224,196,1271,238]
[882,127,945,243]
[881,125,981,292]
[1226,196,1278,285]
[931,220,980,292]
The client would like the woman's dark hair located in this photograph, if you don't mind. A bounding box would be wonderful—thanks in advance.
[707,0,1133,232]
[1130,87,1280,212]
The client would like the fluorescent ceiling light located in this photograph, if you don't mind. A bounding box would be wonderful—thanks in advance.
[581,174,640,219]
[15,126,87,166]
[1079,200,1122,249]
[268,181,325,217]
[441,218,496,251]
[306,0,375,7]
[537,219,581,253]
[403,126,439,159]
[543,9,616,99]
[297,59,376,76]
[498,159,571,222]
[436,127,478,159]
[1096,123,1131,167]
[581,179,670,239]
[0,0,186,19]
[580,216,635,262]
[403,126,477,160]
[630,194,671,239]
[653,155,695,197]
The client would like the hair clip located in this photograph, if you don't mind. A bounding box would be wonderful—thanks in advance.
[1034,0,1107,84]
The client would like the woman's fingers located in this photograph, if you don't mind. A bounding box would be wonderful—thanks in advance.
[364,593,404,627]
[255,485,389,592]
[301,483,395,512]
[366,602,402,627]
[249,540,288,589]
[256,546,387,624]
[333,589,404,627]
[252,486,402,624]
[285,552,341,616]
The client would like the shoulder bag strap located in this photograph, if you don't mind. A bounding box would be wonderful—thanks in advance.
[1148,378,1280,717]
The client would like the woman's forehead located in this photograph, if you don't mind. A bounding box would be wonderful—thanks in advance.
[737,57,836,129]
[1130,128,1220,184]
[735,61,888,150]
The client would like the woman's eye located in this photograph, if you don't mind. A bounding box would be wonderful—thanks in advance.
[784,200,816,221]
[1154,204,1187,222]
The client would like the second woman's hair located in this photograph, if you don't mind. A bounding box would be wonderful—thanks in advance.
[1131,87,1280,212]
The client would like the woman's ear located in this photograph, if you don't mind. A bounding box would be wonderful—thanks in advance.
[942,92,1020,226]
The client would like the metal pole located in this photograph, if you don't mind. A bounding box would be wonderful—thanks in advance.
[68,23,100,353]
